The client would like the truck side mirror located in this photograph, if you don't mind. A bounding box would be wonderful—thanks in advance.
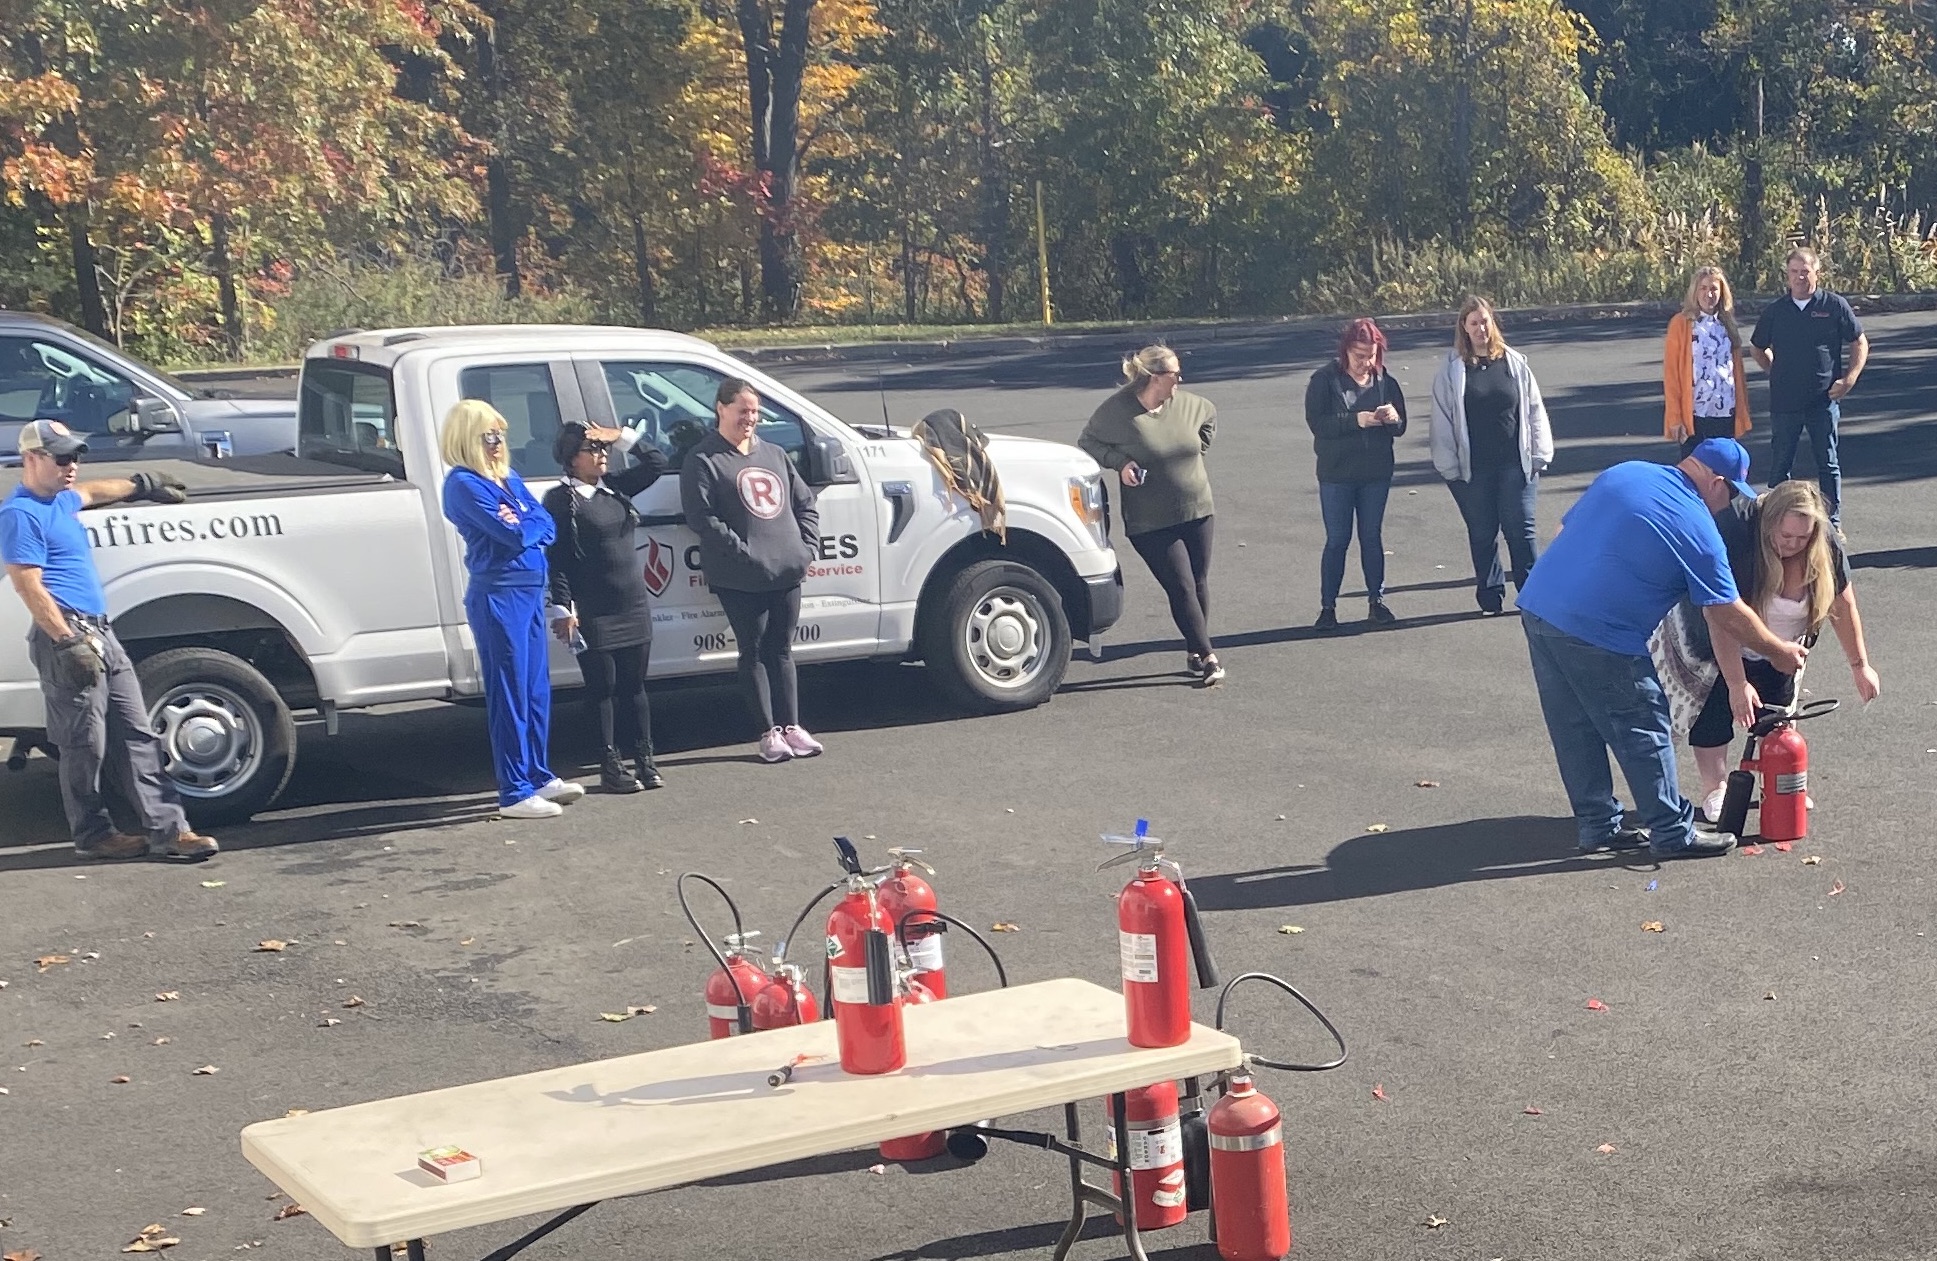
[804,432,859,486]
[131,395,180,434]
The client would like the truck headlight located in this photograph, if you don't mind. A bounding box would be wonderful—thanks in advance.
[1068,474,1108,541]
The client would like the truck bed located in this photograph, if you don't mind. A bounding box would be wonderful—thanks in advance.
[0,453,401,502]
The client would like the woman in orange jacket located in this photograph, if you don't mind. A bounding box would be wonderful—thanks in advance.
[1663,266,1752,456]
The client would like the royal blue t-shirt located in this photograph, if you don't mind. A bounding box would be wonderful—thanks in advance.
[0,486,105,616]
[1517,461,1738,655]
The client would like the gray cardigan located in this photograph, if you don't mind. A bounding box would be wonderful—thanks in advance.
[1427,347,1554,483]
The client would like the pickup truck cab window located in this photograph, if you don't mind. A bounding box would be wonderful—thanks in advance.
[459,363,568,479]
[299,362,403,477]
[597,361,807,472]
[0,335,137,435]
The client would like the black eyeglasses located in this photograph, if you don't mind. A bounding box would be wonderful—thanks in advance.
[51,453,79,467]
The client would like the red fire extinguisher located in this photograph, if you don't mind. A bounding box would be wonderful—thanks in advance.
[1208,1071,1289,1261]
[704,932,769,1039]
[878,976,944,1160]
[879,848,945,998]
[1109,1081,1189,1232]
[750,961,820,1031]
[827,836,905,1075]
[1714,688,1839,843]
[1101,820,1220,1048]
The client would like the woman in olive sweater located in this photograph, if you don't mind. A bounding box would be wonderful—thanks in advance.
[1305,318,1407,631]
[1078,345,1224,685]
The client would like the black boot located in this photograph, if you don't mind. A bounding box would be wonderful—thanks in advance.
[632,741,665,790]
[601,748,643,794]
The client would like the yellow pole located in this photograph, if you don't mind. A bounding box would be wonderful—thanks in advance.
[1035,179,1052,327]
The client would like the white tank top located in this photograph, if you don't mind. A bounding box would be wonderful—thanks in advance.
[1744,592,1810,662]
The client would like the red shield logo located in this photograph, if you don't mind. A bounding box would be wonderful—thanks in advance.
[642,536,674,596]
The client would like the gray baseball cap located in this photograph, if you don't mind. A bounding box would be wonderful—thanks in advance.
[17,419,88,458]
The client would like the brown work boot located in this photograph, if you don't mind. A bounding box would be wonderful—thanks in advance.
[75,833,148,861]
[159,830,219,860]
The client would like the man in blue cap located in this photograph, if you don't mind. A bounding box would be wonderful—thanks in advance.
[1515,438,1808,859]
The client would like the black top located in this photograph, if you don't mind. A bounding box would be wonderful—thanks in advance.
[1304,362,1408,484]
[1750,289,1863,407]
[1462,357,1521,471]
[542,445,670,650]
[678,429,819,593]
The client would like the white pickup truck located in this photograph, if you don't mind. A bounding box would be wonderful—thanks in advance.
[0,325,1122,824]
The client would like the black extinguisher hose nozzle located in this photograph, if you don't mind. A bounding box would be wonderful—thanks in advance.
[1182,886,1220,989]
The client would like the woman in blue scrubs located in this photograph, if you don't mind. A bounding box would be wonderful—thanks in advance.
[439,400,585,818]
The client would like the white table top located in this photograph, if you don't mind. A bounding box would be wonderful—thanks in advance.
[240,977,1243,1248]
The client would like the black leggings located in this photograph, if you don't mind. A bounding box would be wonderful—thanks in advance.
[1128,515,1215,658]
[578,640,654,755]
[715,586,801,732]
[1690,656,1795,749]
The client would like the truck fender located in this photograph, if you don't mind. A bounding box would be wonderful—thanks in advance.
[102,564,328,657]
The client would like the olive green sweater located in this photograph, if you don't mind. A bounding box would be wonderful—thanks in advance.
[1077,386,1217,536]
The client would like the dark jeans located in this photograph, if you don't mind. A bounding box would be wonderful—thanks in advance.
[1678,415,1736,458]
[578,640,654,757]
[1318,480,1391,607]
[1128,515,1215,658]
[1521,613,1694,854]
[1689,656,1794,749]
[1768,402,1840,522]
[1448,463,1538,611]
[715,585,802,732]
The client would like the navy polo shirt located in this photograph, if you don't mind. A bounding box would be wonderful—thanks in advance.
[1517,461,1737,656]
[1750,289,1862,407]
[0,486,106,616]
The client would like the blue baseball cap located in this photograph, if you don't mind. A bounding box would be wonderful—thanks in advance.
[1688,437,1756,500]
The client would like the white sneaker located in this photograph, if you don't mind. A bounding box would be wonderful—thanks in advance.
[1700,787,1727,823]
[758,728,794,763]
[780,725,824,757]
[501,794,563,819]
[537,777,586,805]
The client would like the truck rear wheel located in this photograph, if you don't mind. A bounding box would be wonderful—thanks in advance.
[920,559,1071,713]
[137,647,296,826]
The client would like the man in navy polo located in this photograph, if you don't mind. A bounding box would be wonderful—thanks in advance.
[1749,247,1867,523]
[1,420,217,861]
[1516,439,1807,859]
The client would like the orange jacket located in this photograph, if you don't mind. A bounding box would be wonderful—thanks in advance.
[1663,311,1751,440]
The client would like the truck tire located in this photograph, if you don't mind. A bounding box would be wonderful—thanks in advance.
[919,558,1071,713]
[137,647,297,826]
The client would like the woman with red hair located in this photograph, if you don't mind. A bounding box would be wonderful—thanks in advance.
[1304,318,1407,631]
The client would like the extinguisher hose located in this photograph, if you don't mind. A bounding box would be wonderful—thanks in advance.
[1214,971,1349,1073]
[676,872,757,1020]
[896,909,1010,987]
[773,880,843,967]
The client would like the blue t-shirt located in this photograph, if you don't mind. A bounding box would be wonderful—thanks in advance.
[1517,461,1738,655]
[0,486,105,616]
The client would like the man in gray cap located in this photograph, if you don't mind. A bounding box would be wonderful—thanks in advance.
[1,420,216,860]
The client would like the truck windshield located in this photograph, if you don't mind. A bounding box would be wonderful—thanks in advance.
[299,361,404,477]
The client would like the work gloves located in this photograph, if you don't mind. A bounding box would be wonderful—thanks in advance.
[130,472,188,505]
[49,631,107,691]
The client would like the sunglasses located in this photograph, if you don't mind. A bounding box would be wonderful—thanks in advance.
[583,441,610,455]
[52,453,80,467]
[480,431,506,448]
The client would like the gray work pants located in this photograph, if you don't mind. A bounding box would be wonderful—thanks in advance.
[27,620,188,852]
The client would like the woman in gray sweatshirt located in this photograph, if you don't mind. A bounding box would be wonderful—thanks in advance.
[680,379,823,762]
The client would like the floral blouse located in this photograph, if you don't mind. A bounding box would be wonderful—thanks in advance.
[1690,314,1736,418]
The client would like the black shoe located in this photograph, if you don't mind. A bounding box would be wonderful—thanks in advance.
[1198,655,1226,687]
[600,750,644,794]
[1652,830,1737,859]
[632,745,665,790]
[1367,599,1397,626]
[1579,827,1651,854]
[1314,608,1339,633]
[1186,652,1206,677]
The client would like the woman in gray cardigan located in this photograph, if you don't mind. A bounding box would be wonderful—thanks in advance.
[1428,297,1554,615]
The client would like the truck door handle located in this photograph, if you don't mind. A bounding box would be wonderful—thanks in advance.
[881,481,914,544]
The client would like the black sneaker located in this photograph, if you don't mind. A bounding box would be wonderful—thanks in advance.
[1198,655,1226,687]
[632,746,665,791]
[600,751,644,794]
[1186,652,1206,677]
[1579,827,1651,854]
[1368,600,1397,626]
[1313,608,1339,633]
[1652,830,1737,859]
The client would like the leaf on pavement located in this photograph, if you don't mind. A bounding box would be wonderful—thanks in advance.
[191,1065,218,1075]
[200,881,225,888]
[254,941,287,953]
[991,922,1020,932]
[626,1005,657,1016]
[272,1204,307,1222]
[341,996,365,1008]
[1522,1106,1543,1115]
[23,1040,40,1048]
[1596,1143,1617,1154]
[1764,991,1778,1001]
[1641,921,1664,932]
[1424,1214,1448,1229]
[179,1208,205,1217]
[1771,841,1793,852]
[1585,998,1608,1012]
[1829,880,1846,896]
[317,1018,341,1028]
[738,818,759,825]
[1365,823,1389,833]
[1415,780,1440,788]
[5,1249,43,1261]
[387,921,422,929]
[123,1223,180,1251]
[1739,844,1764,856]
[1277,925,1305,935]
[1802,855,1823,865]
[1371,1083,1388,1101]
[150,1037,170,1046]
[33,956,69,972]
[155,992,180,1002]
[598,1012,634,1022]
[284,1108,310,1117]
[111,1075,131,1084]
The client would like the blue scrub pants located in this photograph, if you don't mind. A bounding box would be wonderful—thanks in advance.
[468,582,554,807]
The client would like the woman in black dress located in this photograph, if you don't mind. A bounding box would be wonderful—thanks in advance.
[543,421,671,792]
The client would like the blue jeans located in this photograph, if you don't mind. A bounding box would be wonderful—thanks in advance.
[1318,480,1391,606]
[1768,402,1840,522]
[1448,463,1538,610]
[1521,613,1695,853]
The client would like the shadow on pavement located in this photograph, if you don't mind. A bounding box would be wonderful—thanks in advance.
[1093,607,1504,664]
[1849,546,1937,570]
[1189,815,1608,909]
[870,1216,1216,1261]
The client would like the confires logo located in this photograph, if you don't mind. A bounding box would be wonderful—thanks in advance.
[642,536,674,596]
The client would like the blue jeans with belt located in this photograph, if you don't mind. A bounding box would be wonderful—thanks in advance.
[1767,401,1840,523]
[1521,612,1695,854]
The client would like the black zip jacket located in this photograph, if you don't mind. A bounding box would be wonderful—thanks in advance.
[1304,362,1408,484]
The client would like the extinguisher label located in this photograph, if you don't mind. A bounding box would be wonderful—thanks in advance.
[1209,1123,1283,1153]
[1152,1170,1188,1208]
[705,1003,741,1023]
[1776,771,1807,795]
[1127,1119,1183,1170]
[906,933,945,973]
[829,964,871,1005]
[826,934,844,959]
[1119,931,1160,983]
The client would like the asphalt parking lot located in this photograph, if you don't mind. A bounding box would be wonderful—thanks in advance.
[2,311,1934,1261]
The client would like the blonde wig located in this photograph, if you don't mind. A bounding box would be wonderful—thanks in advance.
[440,399,511,482]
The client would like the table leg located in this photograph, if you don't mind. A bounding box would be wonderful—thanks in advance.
[1109,1092,1153,1261]
[407,1242,427,1261]
[372,1250,390,1261]
[1051,1103,1089,1261]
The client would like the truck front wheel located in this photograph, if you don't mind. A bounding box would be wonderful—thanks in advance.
[137,647,297,826]
[920,559,1071,713]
